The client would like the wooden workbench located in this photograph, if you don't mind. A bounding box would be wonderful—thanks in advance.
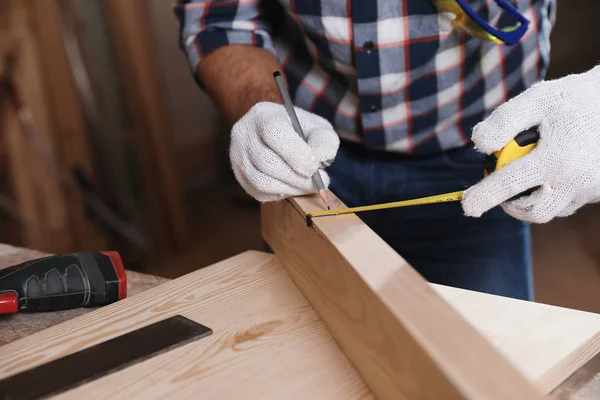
[1,242,600,398]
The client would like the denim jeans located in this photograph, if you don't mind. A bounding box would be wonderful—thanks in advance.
[325,142,533,300]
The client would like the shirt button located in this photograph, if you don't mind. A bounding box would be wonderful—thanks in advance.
[363,41,375,53]
[368,105,378,113]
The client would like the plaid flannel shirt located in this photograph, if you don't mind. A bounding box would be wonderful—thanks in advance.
[175,0,556,154]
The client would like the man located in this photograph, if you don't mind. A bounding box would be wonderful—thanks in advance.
[175,0,598,300]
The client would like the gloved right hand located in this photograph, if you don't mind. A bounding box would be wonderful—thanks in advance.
[462,65,600,223]
[230,102,340,202]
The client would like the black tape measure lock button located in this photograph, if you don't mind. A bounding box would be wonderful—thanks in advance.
[483,127,540,200]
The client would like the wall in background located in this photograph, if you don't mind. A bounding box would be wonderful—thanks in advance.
[546,0,600,78]
[147,0,228,190]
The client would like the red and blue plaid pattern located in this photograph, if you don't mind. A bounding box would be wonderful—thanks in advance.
[175,0,556,154]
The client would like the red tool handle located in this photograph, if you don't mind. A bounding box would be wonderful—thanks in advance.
[0,292,17,314]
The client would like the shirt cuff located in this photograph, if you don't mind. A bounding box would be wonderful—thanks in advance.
[183,29,277,88]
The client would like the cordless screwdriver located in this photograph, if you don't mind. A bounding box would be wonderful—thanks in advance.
[0,251,126,314]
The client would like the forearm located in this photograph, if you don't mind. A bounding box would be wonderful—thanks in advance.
[197,45,283,126]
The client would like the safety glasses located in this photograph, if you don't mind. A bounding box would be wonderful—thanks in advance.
[432,0,530,45]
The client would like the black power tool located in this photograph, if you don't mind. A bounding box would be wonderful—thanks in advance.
[0,252,126,314]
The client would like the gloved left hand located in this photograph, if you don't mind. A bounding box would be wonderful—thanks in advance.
[462,65,600,223]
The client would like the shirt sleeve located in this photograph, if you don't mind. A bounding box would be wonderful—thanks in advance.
[174,0,277,83]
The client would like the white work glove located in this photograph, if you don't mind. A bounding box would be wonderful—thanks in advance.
[462,65,600,223]
[230,102,340,202]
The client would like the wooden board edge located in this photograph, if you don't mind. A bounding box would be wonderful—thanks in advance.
[542,330,600,393]
[262,193,544,399]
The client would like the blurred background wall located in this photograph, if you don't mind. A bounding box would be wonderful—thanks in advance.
[545,0,600,79]
[147,0,228,190]
[0,0,599,312]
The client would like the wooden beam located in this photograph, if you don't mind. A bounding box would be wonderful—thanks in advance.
[0,2,72,253]
[103,0,188,252]
[26,0,109,251]
[262,193,544,399]
[67,0,152,255]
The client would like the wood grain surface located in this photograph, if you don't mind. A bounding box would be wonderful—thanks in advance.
[28,0,109,250]
[1,3,72,252]
[1,242,600,398]
[0,251,370,399]
[432,284,600,394]
[104,0,188,251]
[262,193,544,399]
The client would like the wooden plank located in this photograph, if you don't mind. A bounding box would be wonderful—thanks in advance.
[433,284,600,394]
[26,0,108,251]
[103,0,188,252]
[0,2,72,253]
[0,251,370,399]
[551,352,600,399]
[67,0,151,255]
[0,38,14,66]
[262,193,543,399]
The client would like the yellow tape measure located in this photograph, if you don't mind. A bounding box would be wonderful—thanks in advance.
[483,127,539,177]
[306,128,540,226]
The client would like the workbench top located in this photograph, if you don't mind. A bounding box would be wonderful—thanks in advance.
[1,245,600,398]
[0,244,169,346]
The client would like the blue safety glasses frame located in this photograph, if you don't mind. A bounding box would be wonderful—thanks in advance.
[433,0,530,45]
